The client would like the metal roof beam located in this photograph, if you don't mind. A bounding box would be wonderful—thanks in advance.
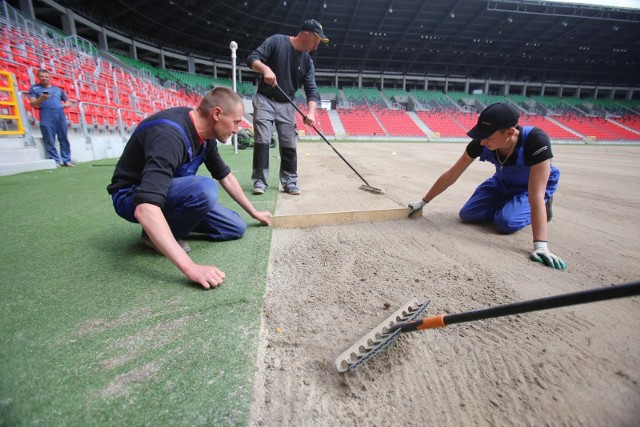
[487,0,640,23]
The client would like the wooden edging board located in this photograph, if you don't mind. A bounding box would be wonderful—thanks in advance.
[270,207,414,229]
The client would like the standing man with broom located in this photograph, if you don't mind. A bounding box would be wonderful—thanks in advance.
[248,19,329,196]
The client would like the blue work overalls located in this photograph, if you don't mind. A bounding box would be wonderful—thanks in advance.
[459,126,560,234]
[31,85,71,165]
[112,120,246,241]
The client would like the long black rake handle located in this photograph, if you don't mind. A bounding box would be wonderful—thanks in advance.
[389,281,640,333]
[274,85,376,189]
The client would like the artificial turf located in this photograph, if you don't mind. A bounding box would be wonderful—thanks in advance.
[0,145,278,426]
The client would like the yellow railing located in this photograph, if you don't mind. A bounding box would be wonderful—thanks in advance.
[0,70,26,135]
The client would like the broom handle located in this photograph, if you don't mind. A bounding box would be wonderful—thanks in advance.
[274,85,373,187]
[393,281,640,332]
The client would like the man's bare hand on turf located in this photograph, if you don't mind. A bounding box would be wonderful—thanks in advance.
[186,264,226,289]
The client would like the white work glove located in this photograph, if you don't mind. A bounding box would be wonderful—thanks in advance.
[408,199,427,218]
[530,241,567,270]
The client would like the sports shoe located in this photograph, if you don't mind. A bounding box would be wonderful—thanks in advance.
[545,196,553,222]
[253,185,265,195]
[284,184,301,195]
[62,162,76,167]
[141,231,191,254]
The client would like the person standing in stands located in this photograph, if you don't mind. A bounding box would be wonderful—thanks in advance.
[408,103,566,270]
[28,69,74,167]
[107,87,272,289]
[248,19,329,195]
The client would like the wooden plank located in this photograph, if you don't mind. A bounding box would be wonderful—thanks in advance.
[270,207,414,229]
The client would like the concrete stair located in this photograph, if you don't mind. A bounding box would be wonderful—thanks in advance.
[407,111,431,134]
[0,159,57,176]
[327,110,347,137]
[0,136,57,176]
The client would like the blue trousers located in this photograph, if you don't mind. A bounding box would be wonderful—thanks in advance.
[459,178,552,234]
[40,109,71,165]
[112,176,247,241]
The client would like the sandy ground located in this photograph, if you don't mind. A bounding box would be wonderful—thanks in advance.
[249,142,640,426]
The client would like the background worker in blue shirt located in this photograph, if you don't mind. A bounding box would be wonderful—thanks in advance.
[28,69,74,167]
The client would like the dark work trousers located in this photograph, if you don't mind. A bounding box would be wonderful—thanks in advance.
[251,93,298,189]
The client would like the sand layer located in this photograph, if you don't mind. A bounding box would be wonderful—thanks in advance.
[250,143,640,426]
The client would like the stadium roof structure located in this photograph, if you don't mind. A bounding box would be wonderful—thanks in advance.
[34,0,640,86]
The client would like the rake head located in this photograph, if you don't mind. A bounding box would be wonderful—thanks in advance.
[359,184,384,195]
[334,299,430,373]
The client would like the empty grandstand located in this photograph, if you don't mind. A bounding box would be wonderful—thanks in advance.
[1,0,639,175]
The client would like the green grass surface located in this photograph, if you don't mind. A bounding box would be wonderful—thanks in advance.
[0,146,278,426]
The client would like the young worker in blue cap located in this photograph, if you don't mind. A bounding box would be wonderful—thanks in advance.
[408,102,566,270]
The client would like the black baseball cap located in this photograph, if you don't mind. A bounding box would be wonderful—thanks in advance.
[467,103,519,140]
[300,19,329,43]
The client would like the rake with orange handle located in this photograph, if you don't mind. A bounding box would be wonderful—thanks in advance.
[390,280,640,333]
[335,281,640,373]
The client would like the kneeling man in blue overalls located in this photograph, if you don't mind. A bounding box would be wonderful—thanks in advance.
[108,87,272,289]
